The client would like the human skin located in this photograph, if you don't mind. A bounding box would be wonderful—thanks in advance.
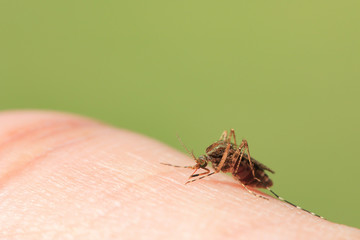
[0,111,358,240]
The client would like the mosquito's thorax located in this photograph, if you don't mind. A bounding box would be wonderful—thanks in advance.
[206,141,235,158]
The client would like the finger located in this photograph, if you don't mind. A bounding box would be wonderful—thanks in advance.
[0,111,358,240]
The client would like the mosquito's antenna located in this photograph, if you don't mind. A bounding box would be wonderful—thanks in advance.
[176,134,197,160]
[265,187,324,219]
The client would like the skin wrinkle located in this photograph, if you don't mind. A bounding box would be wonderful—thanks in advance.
[0,118,99,184]
[0,123,108,237]
[125,152,144,161]
[0,135,95,188]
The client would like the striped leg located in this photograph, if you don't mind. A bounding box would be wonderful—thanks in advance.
[219,130,228,141]
[187,167,210,180]
[228,129,237,145]
[160,163,196,169]
[266,187,325,219]
[220,129,237,145]
[233,139,261,182]
[241,183,268,199]
[160,163,211,182]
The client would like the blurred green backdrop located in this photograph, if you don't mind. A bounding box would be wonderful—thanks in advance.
[1,0,359,228]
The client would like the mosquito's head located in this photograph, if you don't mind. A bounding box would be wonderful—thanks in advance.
[197,155,208,168]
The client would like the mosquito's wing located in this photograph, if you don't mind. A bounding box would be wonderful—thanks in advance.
[251,157,275,174]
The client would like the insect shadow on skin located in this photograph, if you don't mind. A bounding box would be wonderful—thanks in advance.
[161,129,324,219]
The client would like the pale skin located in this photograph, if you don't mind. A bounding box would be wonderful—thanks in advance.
[0,111,359,240]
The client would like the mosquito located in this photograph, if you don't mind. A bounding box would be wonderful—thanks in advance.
[161,129,324,219]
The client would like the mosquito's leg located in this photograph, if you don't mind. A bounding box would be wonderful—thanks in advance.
[265,187,324,219]
[190,167,199,177]
[187,167,210,180]
[228,129,237,145]
[241,183,268,200]
[214,143,231,173]
[240,139,260,182]
[232,141,246,174]
[185,171,216,184]
[237,147,246,173]
[230,138,244,174]
[219,130,228,141]
[232,149,243,174]
[186,143,231,184]
[160,163,197,169]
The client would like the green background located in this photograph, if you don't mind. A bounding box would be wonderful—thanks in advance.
[1,1,359,228]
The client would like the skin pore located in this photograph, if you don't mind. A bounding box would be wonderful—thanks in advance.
[0,111,359,240]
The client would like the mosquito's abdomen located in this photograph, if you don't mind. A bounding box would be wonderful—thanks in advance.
[233,162,273,188]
